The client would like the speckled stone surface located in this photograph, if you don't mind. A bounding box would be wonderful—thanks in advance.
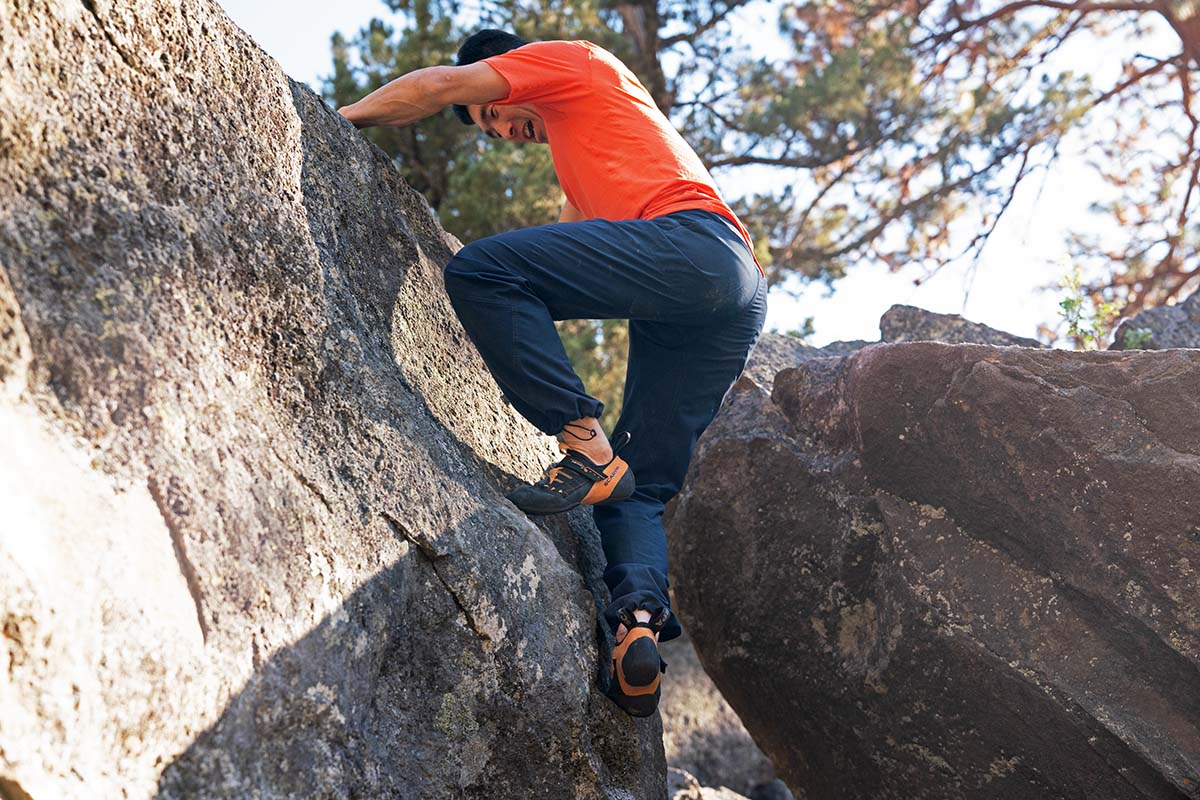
[0,2,665,797]
[879,304,1043,347]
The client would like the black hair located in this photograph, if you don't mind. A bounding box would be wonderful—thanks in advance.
[451,29,529,125]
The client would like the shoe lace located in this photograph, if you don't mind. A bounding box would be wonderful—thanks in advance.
[560,421,598,443]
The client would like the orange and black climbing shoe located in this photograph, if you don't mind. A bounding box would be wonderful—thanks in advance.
[605,607,670,718]
[507,431,635,516]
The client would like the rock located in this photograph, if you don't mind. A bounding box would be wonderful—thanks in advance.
[668,767,754,800]
[669,342,1200,799]
[661,629,777,794]
[1111,290,1200,350]
[744,333,871,392]
[880,304,1043,347]
[750,306,1037,396]
[0,2,662,798]
[747,779,797,800]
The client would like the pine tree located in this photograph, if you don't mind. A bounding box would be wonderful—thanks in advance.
[326,0,1199,408]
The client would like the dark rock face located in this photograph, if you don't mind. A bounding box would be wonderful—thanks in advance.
[668,342,1200,799]
[660,630,777,795]
[1112,290,1200,350]
[748,305,1038,395]
[742,333,872,392]
[880,304,1043,347]
[0,2,663,798]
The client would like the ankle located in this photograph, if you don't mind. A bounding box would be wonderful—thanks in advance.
[616,609,658,644]
[557,416,613,463]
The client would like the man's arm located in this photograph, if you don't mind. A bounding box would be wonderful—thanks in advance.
[559,198,586,224]
[338,63,509,129]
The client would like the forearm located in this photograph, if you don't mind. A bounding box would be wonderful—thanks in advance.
[338,67,447,129]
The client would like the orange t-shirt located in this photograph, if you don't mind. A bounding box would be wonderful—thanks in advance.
[482,40,763,276]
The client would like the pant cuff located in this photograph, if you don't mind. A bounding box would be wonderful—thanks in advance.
[602,563,683,642]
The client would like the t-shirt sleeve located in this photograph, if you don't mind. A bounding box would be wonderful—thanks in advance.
[482,41,592,107]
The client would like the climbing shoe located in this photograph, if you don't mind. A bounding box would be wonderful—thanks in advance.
[508,431,635,516]
[605,607,670,718]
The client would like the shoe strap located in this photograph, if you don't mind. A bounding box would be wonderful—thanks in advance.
[557,451,609,482]
[616,606,671,632]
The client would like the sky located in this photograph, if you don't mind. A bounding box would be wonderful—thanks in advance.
[216,0,1145,346]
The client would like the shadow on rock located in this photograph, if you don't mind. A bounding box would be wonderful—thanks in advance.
[156,506,660,799]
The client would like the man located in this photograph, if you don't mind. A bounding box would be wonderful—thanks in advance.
[338,30,766,717]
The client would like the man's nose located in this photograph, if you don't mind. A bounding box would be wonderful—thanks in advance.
[506,124,517,140]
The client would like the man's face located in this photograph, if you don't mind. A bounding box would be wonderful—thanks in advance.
[468,103,548,144]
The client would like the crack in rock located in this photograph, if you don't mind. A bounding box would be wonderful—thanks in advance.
[147,475,210,643]
[381,511,490,642]
[80,0,141,74]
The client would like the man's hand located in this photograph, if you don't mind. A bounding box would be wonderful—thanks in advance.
[337,63,510,129]
[337,107,368,129]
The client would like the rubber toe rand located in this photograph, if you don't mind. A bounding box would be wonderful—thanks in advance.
[508,432,635,516]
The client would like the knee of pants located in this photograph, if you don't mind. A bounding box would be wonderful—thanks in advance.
[443,241,502,299]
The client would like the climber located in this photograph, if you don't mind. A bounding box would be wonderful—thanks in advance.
[337,30,767,717]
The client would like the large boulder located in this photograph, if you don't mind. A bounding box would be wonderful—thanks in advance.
[668,342,1200,799]
[1111,290,1200,350]
[746,304,1040,394]
[0,2,664,797]
[741,333,872,391]
[880,304,1043,347]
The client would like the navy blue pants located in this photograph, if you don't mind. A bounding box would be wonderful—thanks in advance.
[443,209,767,642]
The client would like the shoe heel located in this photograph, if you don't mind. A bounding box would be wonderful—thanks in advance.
[619,638,661,686]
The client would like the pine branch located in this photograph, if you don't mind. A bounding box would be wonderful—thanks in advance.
[921,0,1157,46]
[660,0,753,48]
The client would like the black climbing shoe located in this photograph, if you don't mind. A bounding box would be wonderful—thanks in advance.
[508,431,635,516]
[605,607,670,718]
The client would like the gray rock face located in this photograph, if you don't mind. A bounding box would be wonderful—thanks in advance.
[880,304,1043,347]
[0,2,663,798]
[1112,290,1200,350]
[668,342,1200,799]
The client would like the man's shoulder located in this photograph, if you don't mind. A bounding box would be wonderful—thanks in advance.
[492,39,596,71]
[512,40,613,62]
[514,39,592,54]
